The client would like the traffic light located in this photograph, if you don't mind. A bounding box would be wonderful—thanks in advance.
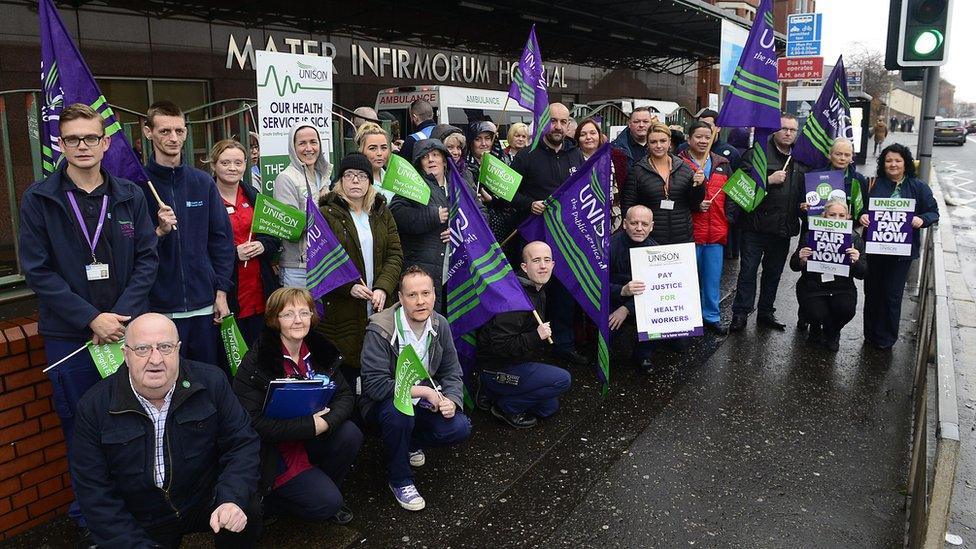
[886,0,952,68]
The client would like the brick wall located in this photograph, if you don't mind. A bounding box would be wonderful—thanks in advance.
[0,316,72,541]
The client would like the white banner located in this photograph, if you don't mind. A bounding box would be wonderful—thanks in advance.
[255,50,333,194]
[630,243,703,340]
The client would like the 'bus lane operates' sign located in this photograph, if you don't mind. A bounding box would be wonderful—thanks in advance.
[865,197,915,256]
[630,243,703,340]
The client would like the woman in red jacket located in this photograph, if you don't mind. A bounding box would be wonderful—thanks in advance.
[678,121,731,334]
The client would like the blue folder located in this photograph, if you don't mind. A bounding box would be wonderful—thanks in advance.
[263,379,336,419]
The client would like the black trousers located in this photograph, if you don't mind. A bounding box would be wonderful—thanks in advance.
[145,495,262,549]
[863,255,913,348]
[799,291,857,336]
[732,230,791,316]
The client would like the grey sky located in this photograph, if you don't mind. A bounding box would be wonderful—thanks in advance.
[817,0,975,102]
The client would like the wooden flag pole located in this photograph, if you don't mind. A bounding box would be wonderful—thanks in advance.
[146,180,177,231]
[500,228,519,247]
[532,309,554,345]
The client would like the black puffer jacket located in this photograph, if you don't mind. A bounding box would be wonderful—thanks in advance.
[389,138,451,307]
[232,326,354,495]
[620,154,704,245]
[476,276,548,371]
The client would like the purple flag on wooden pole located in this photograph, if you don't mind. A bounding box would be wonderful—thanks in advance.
[508,25,551,150]
[305,196,361,299]
[792,56,854,170]
[446,163,534,402]
[715,0,780,212]
[39,0,146,182]
[519,144,612,394]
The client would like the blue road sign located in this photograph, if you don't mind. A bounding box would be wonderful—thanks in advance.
[787,13,822,57]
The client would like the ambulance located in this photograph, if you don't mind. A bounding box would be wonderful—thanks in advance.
[375,85,532,141]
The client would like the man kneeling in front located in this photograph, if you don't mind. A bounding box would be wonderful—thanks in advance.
[360,266,471,511]
[70,313,262,548]
[476,241,571,429]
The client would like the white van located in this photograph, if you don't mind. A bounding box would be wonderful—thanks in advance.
[375,85,531,141]
[587,98,683,119]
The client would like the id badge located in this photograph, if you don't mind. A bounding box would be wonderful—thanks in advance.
[821,273,835,283]
[86,263,110,281]
[660,199,675,210]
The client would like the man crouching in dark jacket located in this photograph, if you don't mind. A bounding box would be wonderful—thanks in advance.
[71,313,261,548]
[476,241,572,429]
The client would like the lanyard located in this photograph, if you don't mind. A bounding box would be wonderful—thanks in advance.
[395,309,433,366]
[652,156,672,199]
[65,191,108,263]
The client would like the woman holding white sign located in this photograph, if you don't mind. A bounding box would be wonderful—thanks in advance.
[791,199,867,351]
[857,144,939,350]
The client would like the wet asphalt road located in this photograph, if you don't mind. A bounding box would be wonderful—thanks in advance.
[7,141,929,549]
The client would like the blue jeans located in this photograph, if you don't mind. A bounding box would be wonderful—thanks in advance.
[732,230,791,316]
[173,314,220,368]
[480,362,571,416]
[366,399,471,487]
[280,267,306,288]
[263,421,363,520]
[695,243,725,324]
[45,337,103,526]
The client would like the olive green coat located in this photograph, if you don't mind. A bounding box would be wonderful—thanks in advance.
[317,192,403,370]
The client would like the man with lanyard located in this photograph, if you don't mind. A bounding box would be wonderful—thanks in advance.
[510,102,589,367]
[359,266,470,511]
[398,99,436,160]
[729,113,802,332]
[140,100,235,365]
[18,103,158,539]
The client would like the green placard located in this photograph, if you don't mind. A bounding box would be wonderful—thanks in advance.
[250,193,305,242]
[478,154,523,201]
[220,315,249,376]
[393,344,428,416]
[382,155,431,205]
[88,340,125,379]
[722,170,767,213]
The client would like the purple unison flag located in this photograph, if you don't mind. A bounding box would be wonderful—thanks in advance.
[793,56,853,169]
[39,0,146,182]
[519,144,612,393]
[715,0,780,212]
[508,25,551,150]
[446,163,534,397]
[305,196,361,299]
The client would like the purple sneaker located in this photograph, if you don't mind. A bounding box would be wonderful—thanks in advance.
[390,483,426,511]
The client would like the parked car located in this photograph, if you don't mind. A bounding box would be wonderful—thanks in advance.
[934,119,967,145]
[966,119,976,134]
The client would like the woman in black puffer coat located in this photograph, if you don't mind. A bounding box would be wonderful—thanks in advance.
[620,123,705,244]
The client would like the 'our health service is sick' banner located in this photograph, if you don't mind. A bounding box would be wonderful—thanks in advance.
[807,216,853,277]
[256,50,333,194]
[630,243,703,340]
[804,170,846,216]
[865,197,915,256]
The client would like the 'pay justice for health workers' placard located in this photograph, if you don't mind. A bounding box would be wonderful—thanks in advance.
[630,243,703,340]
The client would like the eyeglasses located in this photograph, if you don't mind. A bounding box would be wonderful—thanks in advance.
[341,172,370,182]
[126,342,179,357]
[61,134,104,148]
[279,310,313,321]
[779,128,798,133]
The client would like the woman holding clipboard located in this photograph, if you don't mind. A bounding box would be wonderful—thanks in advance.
[232,288,362,525]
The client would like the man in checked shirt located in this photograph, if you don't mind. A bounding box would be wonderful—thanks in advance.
[70,313,262,548]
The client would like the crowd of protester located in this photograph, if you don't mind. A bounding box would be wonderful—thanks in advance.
[19,98,939,547]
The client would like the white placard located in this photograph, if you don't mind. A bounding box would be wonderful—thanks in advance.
[255,50,333,194]
[630,243,703,341]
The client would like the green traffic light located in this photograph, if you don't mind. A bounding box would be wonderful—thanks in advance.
[913,29,944,55]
